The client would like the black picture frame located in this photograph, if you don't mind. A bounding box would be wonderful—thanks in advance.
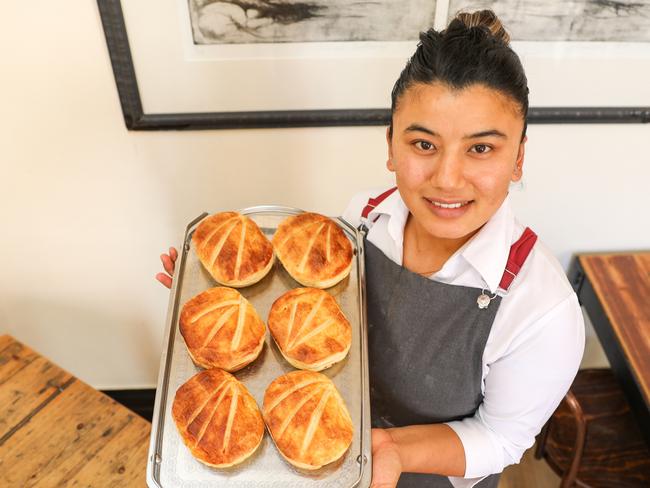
[98,0,650,131]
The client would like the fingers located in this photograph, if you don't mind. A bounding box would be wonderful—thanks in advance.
[370,428,402,488]
[370,445,402,488]
[156,272,173,289]
[160,253,175,276]
[156,246,178,289]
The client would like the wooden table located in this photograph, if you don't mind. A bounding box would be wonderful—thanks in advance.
[569,252,650,447]
[0,335,151,487]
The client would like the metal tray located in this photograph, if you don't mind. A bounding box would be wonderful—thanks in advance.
[147,206,372,488]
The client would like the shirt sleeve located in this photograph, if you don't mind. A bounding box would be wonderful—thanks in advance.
[445,292,585,485]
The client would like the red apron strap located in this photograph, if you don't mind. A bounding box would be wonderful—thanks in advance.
[499,227,537,292]
[361,186,398,220]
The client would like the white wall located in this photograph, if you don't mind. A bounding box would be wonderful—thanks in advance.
[1,1,647,389]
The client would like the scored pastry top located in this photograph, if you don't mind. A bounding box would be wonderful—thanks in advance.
[172,368,264,468]
[180,287,266,372]
[268,288,352,371]
[263,370,354,470]
[192,212,274,287]
[272,212,353,289]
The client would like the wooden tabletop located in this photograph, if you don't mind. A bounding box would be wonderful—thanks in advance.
[570,251,650,448]
[579,253,650,406]
[0,335,151,487]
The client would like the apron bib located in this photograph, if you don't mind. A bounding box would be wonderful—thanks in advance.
[365,237,501,488]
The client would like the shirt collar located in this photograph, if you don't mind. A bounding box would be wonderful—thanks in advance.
[459,195,516,293]
[367,188,410,246]
[368,189,516,293]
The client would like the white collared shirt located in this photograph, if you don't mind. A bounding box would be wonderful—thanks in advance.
[342,188,585,488]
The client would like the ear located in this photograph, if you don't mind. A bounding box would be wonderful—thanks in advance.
[386,126,395,172]
[511,135,527,182]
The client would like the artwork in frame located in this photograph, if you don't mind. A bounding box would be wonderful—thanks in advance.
[188,0,438,43]
[97,0,650,130]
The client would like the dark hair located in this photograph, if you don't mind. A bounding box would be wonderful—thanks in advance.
[389,10,529,139]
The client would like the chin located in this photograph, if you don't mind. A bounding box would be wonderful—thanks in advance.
[429,227,473,240]
[421,218,483,241]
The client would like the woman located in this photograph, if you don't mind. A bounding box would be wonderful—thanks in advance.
[157,10,584,488]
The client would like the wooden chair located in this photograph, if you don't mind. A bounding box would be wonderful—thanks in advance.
[535,368,650,487]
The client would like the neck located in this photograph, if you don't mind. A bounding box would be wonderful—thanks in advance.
[403,214,479,275]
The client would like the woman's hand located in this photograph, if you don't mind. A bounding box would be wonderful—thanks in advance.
[370,428,403,488]
[155,247,178,289]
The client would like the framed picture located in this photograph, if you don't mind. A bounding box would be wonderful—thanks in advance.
[98,0,650,130]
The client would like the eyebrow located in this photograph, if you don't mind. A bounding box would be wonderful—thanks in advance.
[464,130,507,139]
[404,124,438,136]
[404,124,507,139]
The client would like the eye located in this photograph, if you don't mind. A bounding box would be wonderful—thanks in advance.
[415,140,435,151]
[470,144,492,154]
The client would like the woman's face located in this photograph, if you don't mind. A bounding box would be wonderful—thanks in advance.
[388,82,526,242]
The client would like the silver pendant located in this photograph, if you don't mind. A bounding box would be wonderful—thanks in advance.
[477,293,491,309]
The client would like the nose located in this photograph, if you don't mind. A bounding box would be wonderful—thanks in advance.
[430,150,464,191]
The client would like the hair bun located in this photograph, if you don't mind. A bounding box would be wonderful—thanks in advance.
[455,9,510,44]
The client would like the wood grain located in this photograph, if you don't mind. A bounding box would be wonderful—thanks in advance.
[0,336,40,385]
[0,335,150,487]
[579,253,650,406]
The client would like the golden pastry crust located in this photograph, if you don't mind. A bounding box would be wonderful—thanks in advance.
[272,213,353,288]
[172,368,264,468]
[268,288,352,371]
[180,287,266,372]
[192,212,274,288]
[263,371,353,470]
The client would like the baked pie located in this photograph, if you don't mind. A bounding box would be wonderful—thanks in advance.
[180,287,266,372]
[192,212,274,287]
[263,370,353,470]
[172,368,264,467]
[268,287,352,371]
[272,212,353,288]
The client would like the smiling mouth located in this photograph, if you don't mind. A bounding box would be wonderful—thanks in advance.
[424,198,473,209]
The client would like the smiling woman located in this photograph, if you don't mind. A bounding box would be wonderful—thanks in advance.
[386,11,528,275]
[338,10,584,488]
[391,84,526,273]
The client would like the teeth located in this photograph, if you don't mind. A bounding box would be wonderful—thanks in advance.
[428,199,468,209]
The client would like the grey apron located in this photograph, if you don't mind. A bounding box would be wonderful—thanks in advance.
[364,234,502,488]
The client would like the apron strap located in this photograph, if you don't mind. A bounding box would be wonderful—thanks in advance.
[498,227,537,292]
[361,186,398,221]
